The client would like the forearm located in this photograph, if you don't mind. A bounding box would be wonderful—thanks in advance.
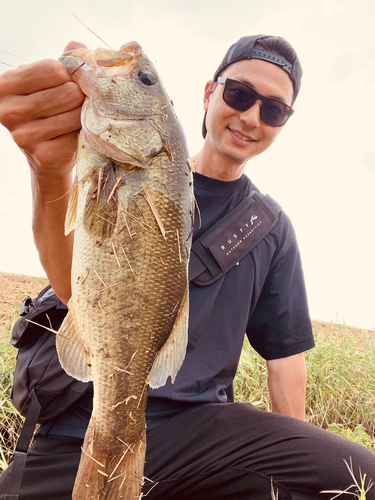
[0,41,87,303]
[31,169,74,304]
[266,352,307,421]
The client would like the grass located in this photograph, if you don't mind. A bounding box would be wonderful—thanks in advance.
[234,323,375,453]
[0,310,24,469]
[0,306,374,500]
[321,458,374,499]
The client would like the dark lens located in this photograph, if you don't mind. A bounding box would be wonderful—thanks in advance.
[262,99,289,127]
[223,80,256,111]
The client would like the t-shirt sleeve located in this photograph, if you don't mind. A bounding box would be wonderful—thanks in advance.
[246,236,315,360]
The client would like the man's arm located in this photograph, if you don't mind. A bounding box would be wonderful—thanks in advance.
[266,352,307,421]
[0,42,86,303]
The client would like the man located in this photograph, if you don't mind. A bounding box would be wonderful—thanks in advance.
[0,35,374,500]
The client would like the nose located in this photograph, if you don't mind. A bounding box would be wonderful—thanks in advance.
[239,99,262,128]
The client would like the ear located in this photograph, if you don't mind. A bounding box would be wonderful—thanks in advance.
[203,80,216,111]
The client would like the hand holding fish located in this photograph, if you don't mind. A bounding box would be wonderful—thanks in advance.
[0,41,87,303]
[0,41,86,176]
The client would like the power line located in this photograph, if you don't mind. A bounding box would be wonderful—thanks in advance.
[0,38,45,58]
[0,49,34,63]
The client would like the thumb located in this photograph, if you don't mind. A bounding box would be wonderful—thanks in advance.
[63,40,88,52]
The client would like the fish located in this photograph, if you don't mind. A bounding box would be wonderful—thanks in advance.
[56,42,194,500]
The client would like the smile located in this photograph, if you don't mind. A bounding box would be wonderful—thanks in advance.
[230,129,255,142]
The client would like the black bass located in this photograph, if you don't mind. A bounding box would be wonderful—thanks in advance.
[57,42,194,500]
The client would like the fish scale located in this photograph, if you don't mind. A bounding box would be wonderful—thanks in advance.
[57,41,193,500]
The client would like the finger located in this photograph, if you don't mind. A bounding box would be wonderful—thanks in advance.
[0,59,72,96]
[64,40,88,52]
[27,81,84,120]
[0,80,84,131]
[24,131,81,175]
[12,106,82,150]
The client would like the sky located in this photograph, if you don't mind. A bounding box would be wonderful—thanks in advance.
[0,0,374,329]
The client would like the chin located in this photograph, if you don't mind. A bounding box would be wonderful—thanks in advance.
[223,146,260,164]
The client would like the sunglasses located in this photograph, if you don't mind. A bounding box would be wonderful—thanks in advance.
[217,77,294,127]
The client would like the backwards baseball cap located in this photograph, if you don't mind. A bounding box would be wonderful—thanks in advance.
[202,34,303,138]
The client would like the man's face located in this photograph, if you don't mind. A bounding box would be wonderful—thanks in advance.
[203,58,294,166]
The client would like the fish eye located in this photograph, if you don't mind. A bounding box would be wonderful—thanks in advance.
[138,71,157,86]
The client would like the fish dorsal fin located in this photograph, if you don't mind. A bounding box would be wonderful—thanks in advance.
[65,175,79,235]
[148,287,189,389]
[56,307,93,383]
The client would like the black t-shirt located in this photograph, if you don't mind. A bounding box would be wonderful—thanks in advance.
[39,171,314,437]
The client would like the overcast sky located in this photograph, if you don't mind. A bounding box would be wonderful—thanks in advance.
[0,0,374,329]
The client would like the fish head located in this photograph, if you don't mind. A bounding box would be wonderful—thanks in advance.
[59,42,183,167]
[59,43,143,96]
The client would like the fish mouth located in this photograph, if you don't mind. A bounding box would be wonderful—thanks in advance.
[59,42,142,79]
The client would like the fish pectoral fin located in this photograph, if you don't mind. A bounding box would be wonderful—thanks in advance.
[56,308,93,383]
[83,164,118,240]
[148,287,189,389]
[65,175,79,235]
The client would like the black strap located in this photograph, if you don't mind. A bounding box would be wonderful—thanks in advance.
[189,191,282,286]
[5,390,41,499]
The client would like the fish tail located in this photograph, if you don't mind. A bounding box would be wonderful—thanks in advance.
[72,423,146,500]
[72,422,108,500]
[101,434,146,500]
[72,449,108,499]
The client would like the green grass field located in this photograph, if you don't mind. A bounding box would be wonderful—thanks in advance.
[0,288,374,497]
[234,323,375,453]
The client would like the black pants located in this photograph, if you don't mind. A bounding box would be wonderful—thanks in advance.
[1,403,375,499]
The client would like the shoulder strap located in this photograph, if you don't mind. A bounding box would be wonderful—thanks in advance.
[5,390,41,499]
[189,191,281,286]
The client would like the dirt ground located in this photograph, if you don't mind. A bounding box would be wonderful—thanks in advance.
[0,271,48,331]
[0,271,370,337]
